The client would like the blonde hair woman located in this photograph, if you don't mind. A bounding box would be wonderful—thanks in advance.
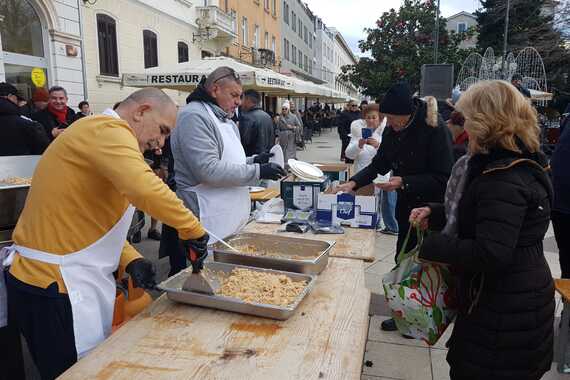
[410,80,553,380]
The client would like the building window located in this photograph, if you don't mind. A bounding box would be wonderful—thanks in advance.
[283,1,289,24]
[304,26,308,44]
[309,34,312,49]
[457,22,467,33]
[309,59,312,75]
[143,29,158,68]
[253,25,259,49]
[264,0,269,10]
[272,36,276,53]
[298,51,302,68]
[224,0,229,12]
[264,31,269,49]
[283,38,289,60]
[298,20,302,38]
[272,0,277,15]
[178,41,189,63]
[291,45,297,64]
[292,12,296,32]
[242,17,248,46]
[96,14,119,76]
[230,10,237,36]
[304,55,308,71]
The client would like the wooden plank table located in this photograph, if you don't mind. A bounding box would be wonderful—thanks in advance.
[244,221,376,262]
[59,258,370,380]
[250,188,280,202]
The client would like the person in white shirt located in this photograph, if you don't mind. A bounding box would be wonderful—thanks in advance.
[345,104,398,235]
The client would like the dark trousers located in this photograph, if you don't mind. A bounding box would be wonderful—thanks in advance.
[395,197,417,262]
[160,223,187,277]
[0,323,25,380]
[340,136,350,161]
[7,274,77,380]
[553,211,570,278]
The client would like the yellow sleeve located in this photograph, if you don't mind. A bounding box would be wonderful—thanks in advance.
[90,123,205,240]
[119,241,142,276]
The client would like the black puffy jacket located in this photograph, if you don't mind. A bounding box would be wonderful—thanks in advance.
[0,97,49,156]
[420,148,554,380]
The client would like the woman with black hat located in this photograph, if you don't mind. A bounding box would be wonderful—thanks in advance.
[335,82,454,332]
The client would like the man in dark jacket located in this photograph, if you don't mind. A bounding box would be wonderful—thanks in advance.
[238,89,275,156]
[335,83,453,331]
[32,86,76,140]
[337,100,360,162]
[551,121,570,278]
[0,83,50,156]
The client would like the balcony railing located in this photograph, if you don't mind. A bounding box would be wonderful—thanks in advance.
[195,4,236,40]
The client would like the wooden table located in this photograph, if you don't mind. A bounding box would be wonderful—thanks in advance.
[244,221,376,262]
[59,258,370,380]
[250,188,280,202]
[555,279,570,373]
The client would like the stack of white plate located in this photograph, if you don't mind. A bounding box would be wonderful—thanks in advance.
[288,159,325,182]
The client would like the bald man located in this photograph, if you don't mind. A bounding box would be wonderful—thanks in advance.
[1,88,208,378]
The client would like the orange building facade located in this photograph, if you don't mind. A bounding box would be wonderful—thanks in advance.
[221,0,281,71]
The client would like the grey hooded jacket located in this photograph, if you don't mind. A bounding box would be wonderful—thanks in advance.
[170,100,260,217]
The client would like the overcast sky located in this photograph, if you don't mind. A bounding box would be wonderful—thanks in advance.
[304,0,481,55]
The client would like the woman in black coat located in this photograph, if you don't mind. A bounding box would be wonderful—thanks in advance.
[410,80,554,380]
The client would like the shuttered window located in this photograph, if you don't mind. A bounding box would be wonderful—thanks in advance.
[96,14,119,76]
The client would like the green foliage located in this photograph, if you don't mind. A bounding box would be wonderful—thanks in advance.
[339,0,475,98]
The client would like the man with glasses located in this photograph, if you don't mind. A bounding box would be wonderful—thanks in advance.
[337,100,361,163]
[171,67,286,245]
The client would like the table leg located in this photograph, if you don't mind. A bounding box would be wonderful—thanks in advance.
[558,302,570,373]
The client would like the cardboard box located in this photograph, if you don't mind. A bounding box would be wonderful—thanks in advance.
[316,192,378,229]
[280,175,330,210]
[312,162,351,182]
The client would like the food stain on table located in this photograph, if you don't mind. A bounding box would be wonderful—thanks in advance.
[230,322,282,338]
[96,360,180,380]
[219,348,257,361]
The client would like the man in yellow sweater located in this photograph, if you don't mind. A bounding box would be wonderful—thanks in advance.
[2,88,208,379]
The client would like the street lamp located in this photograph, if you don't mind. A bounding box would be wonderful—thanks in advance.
[434,0,441,63]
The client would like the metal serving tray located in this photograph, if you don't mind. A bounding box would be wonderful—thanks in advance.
[0,156,40,229]
[211,232,334,274]
[157,262,316,320]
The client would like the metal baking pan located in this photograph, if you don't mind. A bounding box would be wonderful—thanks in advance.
[211,232,334,274]
[157,262,315,320]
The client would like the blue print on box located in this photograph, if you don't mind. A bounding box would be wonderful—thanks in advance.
[336,193,355,220]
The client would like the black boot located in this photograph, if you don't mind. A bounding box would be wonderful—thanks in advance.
[381,318,398,331]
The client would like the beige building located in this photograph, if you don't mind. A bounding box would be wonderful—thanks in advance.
[81,0,236,111]
[446,11,478,49]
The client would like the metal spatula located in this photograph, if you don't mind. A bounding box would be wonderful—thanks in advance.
[182,248,216,295]
[205,229,242,254]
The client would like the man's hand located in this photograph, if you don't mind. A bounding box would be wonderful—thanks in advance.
[125,258,157,289]
[52,128,65,138]
[375,176,403,192]
[409,207,431,231]
[358,139,366,149]
[181,233,210,272]
[260,163,287,180]
[366,138,380,148]
[334,180,357,194]
[253,152,275,164]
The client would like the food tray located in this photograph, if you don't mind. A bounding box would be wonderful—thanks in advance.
[157,262,316,320]
[212,232,334,274]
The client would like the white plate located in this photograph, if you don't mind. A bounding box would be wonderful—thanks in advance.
[288,159,324,179]
[269,145,284,168]
[249,186,266,193]
[289,165,324,181]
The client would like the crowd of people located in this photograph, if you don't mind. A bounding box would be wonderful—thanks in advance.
[1,64,570,380]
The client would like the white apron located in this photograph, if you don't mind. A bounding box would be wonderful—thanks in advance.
[0,205,135,358]
[187,104,250,243]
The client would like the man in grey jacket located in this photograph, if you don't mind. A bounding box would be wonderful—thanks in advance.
[238,89,275,156]
[171,67,285,243]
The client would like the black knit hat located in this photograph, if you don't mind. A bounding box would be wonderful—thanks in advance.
[380,82,413,115]
[0,82,19,97]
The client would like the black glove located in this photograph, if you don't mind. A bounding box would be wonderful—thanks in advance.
[181,233,210,272]
[260,163,287,180]
[125,258,156,289]
[253,152,274,164]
